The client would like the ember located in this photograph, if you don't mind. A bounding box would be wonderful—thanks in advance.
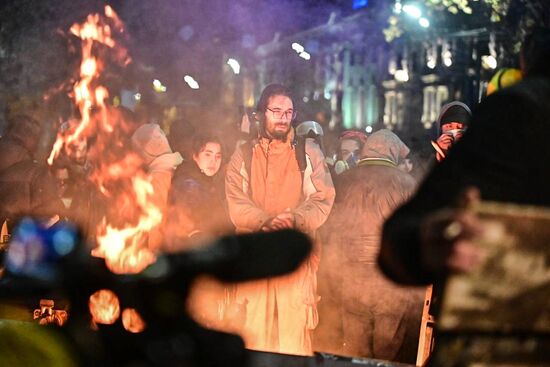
[122,308,146,333]
[89,289,120,325]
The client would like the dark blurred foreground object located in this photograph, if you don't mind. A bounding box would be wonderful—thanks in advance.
[247,349,412,367]
[380,27,550,285]
[428,201,550,366]
[379,28,550,366]
[0,219,311,366]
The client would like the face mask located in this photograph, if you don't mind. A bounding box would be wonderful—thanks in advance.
[444,128,466,139]
[334,152,358,175]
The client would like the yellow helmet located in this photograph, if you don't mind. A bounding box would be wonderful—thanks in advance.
[486,68,523,96]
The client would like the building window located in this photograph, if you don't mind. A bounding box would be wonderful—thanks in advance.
[384,90,404,129]
[421,85,449,129]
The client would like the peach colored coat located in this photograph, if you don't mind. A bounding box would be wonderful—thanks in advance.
[225,135,335,355]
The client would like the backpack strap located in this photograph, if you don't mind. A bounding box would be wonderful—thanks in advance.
[293,136,307,181]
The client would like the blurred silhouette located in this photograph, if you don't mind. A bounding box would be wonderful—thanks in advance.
[0,218,311,367]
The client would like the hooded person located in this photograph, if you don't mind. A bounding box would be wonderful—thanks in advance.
[131,123,183,252]
[379,27,550,285]
[431,102,471,162]
[360,128,410,165]
[319,129,424,362]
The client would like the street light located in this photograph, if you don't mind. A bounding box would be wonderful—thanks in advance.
[394,1,402,14]
[403,4,421,19]
[443,50,452,67]
[227,58,240,74]
[184,75,199,90]
[153,79,167,92]
[299,51,311,61]
[292,42,305,53]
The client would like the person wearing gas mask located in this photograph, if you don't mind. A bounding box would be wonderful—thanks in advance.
[225,83,335,356]
[431,102,471,162]
[331,130,368,176]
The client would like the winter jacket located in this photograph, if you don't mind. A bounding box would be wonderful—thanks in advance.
[0,137,34,173]
[0,160,63,223]
[320,130,423,362]
[224,133,335,356]
[225,136,335,235]
[165,161,233,251]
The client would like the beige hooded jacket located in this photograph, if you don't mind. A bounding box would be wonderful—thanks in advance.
[224,133,335,356]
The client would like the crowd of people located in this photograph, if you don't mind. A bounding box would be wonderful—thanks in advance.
[0,82,464,364]
[1,26,549,366]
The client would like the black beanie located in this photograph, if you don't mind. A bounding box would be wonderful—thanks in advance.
[438,101,471,129]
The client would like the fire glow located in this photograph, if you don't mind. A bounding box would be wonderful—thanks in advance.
[122,308,146,333]
[48,5,128,166]
[47,6,161,274]
[89,289,120,325]
[89,289,146,333]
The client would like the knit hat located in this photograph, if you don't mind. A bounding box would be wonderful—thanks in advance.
[437,101,471,133]
[131,124,172,164]
[339,130,368,144]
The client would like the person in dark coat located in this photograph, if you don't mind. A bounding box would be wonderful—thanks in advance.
[0,115,63,226]
[0,115,41,173]
[164,131,234,332]
[0,160,62,222]
[321,129,424,363]
[379,27,550,285]
[164,132,232,251]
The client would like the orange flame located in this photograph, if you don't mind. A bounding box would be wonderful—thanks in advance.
[47,6,116,166]
[48,6,160,275]
[89,289,120,325]
[92,174,162,274]
[122,308,146,333]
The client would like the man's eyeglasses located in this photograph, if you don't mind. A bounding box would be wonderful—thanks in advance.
[266,107,296,120]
